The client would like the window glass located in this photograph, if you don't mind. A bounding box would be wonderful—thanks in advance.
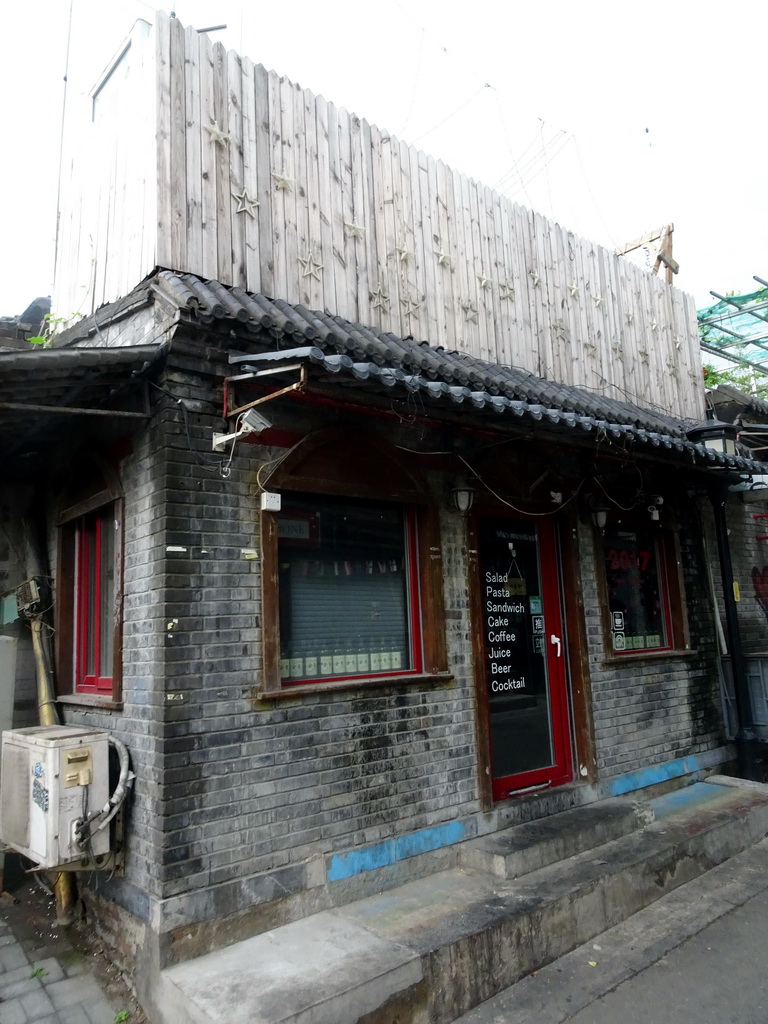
[277,494,416,683]
[75,506,115,693]
[603,526,669,652]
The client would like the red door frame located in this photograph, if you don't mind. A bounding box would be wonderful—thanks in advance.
[475,514,573,800]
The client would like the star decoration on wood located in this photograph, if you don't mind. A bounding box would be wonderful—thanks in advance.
[345,221,365,240]
[499,281,515,301]
[400,294,420,320]
[396,246,414,263]
[593,294,605,310]
[370,283,390,313]
[568,284,580,300]
[666,360,679,376]
[205,120,229,146]
[298,249,324,282]
[626,311,635,325]
[272,171,295,192]
[435,248,451,267]
[639,349,650,364]
[650,321,659,332]
[232,187,259,217]
[478,275,492,291]
[553,320,566,342]
[674,336,683,350]
[461,301,479,324]
[529,270,540,288]
[612,343,624,359]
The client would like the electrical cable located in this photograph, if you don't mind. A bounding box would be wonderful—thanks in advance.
[398,26,426,138]
[148,381,224,473]
[74,737,134,847]
[457,453,585,517]
[52,0,75,293]
[410,84,491,147]
[493,123,568,195]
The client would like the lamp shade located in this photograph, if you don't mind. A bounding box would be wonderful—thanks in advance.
[686,412,738,457]
[451,479,476,514]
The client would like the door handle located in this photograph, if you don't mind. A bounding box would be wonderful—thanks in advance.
[550,634,561,658]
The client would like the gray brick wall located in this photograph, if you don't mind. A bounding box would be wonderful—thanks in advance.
[59,347,480,905]
[52,336,733,933]
[578,506,725,780]
[60,405,171,899]
[709,496,768,655]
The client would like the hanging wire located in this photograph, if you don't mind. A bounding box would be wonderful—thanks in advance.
[52,0,75,292]
[398,27,426,138]
[458,453,586,517]
[148,382,224,473]
[410,84,492,146]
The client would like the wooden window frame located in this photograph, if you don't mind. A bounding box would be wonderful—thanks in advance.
[596,519,689,661]
[56,492,124,708]
[258,428,449,697]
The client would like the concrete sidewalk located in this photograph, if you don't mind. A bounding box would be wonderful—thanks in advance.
[0,867,143,1024]
[455,835,768,1024]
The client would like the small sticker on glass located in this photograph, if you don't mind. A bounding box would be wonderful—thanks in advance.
[613,632,626,650]
[529,596,543,614]
[531,615,545,635]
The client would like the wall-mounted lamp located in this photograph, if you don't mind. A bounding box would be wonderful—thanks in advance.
[686,409,739,457]
[451,478,476,515]
[592,507,608,531]
[648,495,664,521]
[212,406,274,452]
[586,496,609,531]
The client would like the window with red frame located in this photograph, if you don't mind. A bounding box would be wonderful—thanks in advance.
[602,525,673,654]
[74,506,116,695]
[276,494,421,684]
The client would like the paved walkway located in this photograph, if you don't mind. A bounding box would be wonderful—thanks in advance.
[0,868,138,1024]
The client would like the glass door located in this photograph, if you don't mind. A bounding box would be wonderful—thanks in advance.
[476,515,572,799]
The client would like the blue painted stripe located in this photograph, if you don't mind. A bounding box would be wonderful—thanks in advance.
[650,782,725,819]
[327,821,466,881]
[609,754,702,796]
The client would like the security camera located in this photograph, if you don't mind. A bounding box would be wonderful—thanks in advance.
[212,406,274,452]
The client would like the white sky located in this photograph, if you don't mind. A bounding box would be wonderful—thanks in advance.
[2,0,766,317]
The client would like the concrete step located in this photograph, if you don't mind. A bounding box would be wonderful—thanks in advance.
[154,778,768,1024]
[459,796,647,878]
[451,834,768,1024]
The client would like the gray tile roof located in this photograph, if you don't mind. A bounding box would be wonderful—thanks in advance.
[151,271,765,473]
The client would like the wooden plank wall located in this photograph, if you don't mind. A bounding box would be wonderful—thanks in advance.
[56,19,156,327]
[54,12,704,421]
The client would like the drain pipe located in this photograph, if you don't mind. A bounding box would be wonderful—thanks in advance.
[709,486,762,780]
[22,511,78,926]
[29,616,77,926]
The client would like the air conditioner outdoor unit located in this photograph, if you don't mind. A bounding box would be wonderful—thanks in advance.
[0,725,111,869]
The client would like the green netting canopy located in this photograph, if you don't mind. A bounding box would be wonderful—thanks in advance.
[698,283,768,368]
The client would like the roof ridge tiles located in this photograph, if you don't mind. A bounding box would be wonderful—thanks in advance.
[228,288,275,329]
[291,304,335,344]
[180,275,225,317]
[308,311,358,353]
[272,299,319,339]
